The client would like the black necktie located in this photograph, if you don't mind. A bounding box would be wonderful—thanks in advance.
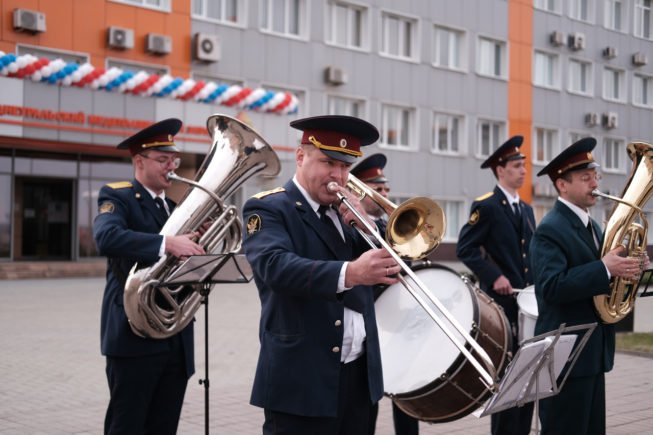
[512,202,521,218]
[587,220,598,248]
[318,205,343,241]
[154,197,169,219]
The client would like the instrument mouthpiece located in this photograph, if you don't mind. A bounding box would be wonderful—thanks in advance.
[591,189,601,197]
[327,182,340,193]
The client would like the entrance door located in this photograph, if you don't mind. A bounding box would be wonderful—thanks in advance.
[16,177,73,260]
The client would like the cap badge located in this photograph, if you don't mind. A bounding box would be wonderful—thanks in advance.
[587,152,592,159]
[339,138,347,148]
[168,134,173,141]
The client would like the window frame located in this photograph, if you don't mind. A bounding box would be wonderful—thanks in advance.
[109,0,171,12]
[604,0,629,32]
[191,0,247,27]
[633,72,653,108]
[602,66,627,103]
[602,136,628,174]
[634,0,653,40]
[379,9,421,63]
[379,102,418,151]
[534,0,563,14]
[326,94,368,118]
[532,126,560,165]
[325,0,370,52]
[569,0,595,23]
[533,49,561,89]
[476,35,508,80]
[431,110,466,156]
[435,197,467,242]
[568,57,594,96]
[259,0,309,40]
[475,118,506,159]
[432,23,466,72]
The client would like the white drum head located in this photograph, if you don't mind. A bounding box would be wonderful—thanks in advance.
[375,266,475,395]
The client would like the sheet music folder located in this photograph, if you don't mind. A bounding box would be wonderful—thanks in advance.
[162,253,253,286]
[637,268,653,297]
[477,322,596,418]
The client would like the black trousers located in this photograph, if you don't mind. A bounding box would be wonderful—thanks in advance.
[539,373,606,435]
[104,337,188,435]
[263,356,373,435]
[491,401,534,435]
[369,400,419,435]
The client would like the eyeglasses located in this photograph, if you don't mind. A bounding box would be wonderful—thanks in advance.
[374,186,390,194]
[140,153,181,169]
[578,173,602,183]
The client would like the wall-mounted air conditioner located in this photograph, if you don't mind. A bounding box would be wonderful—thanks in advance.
[13,8,46,34]
[602,112,618,129]
[193,33,220,62]
[324,66,347,86]
[568,32,586,51]
[146,33,172,55]
[107,26,134,50]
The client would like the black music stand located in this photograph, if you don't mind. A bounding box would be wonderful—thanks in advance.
[636,268,653,297]
[163,253,253,435]
[477,322,597,434]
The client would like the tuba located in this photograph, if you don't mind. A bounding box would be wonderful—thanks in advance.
[592,141,653,324]
[124,114,280,338]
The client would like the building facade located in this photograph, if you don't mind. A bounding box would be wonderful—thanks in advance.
[1,0,653,326]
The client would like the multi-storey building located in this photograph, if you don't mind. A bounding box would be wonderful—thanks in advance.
[1,0,652,328]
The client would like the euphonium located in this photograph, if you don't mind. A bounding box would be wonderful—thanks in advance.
[592,141,653,324]
[124,114,280,338]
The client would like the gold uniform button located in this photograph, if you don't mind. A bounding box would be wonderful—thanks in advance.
[525,267,529,273]
[332,346,340,353]
[522,253,526,258]
[521,239,525,244]
[334,320,342,327]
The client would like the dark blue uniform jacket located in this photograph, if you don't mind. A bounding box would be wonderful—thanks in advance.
[242,180,383,417]
[93,179,194,378]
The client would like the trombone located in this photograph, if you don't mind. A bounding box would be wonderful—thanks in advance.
[330,174,499,388]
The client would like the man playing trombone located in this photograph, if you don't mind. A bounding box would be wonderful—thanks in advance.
[242,115,400,435]
[456,136,535,435]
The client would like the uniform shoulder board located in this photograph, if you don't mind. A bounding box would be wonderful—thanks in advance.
[475,191,494,202]
[252,187,285,199]
[106,181,133,189]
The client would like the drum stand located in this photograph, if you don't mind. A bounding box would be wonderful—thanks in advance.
[163,253,253,435]
[478,322,597,434]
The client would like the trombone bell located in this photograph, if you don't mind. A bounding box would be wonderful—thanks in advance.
[388,197,446,259]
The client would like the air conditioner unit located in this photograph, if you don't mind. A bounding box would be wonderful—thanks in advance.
[193,33,220,62]
[549,31,565,47]
[107,26,134,50]
[585,112,599,127]
[13,8,46,34]
[602,46,617,59]
[632,52,648,66]
[324,66,347,86]
[568,32,586,51]
[602,112,618,129]
[146,33,172,55]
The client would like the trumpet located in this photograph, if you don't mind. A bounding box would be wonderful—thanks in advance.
[330,175,499,388]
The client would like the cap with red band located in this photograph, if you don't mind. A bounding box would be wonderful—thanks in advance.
[351,153,388,183]
[537,137,599,181]
[117,118,182,156]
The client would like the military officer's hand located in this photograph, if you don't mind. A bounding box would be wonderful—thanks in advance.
[493,275,513,295]
[602,245,642,279]
[165,233,205,258]
[330,185,376,233]
[346,249,400,287]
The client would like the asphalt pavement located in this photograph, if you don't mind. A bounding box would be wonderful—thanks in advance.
[1,277,652,434]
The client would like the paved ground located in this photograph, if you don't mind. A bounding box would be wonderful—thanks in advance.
[1,278,652,434]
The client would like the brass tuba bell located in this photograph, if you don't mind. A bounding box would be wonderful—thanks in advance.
[592,141,653,324]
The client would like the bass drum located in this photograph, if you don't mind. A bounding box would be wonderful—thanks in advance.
[517,285,538,343]
[375,263,512,423]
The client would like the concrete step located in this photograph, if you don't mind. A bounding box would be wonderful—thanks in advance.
[0,260,106,280]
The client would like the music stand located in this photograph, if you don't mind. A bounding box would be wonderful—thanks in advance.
[163,253,253,435]
[636,268,653,297]
[477,322,597,434]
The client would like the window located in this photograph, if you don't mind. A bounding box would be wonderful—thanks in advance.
[477,37,506,78]
[438,199,464,241]
[111,0,170,11]
[534,0,561,13]
[192,0,243,25]
[533,51,559,88]
[569,131,586,144]
[634,73,653,107]
[476,119,505,157]
[106,59,168,75]
[326,1,368,50]
[603,67,626,101]
[603,137,626,172]
[260,0,307,38]
[16,44,88,64]
[432,112,464,155]
[533,127,558,163]
[380,11,419,61]
[569,58,593,95]
[327,95,365,117]
[533,204,553,224]
[380,104,415,149]
[635,0,653,39]
[433,25,464,70]
[604,0,627,31]
[569,0,593,22]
